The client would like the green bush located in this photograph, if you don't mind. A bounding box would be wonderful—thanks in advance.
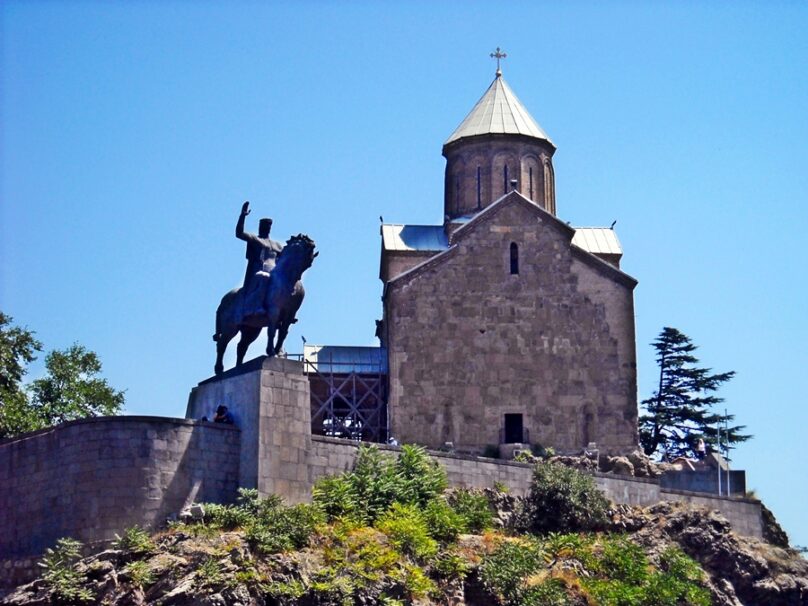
[644,546,710,606]
[124,560,155,589]
[479,538,547,604]
[519,462,609,533]
[312,475,359,521]
[195,556,225,590]
[38,537,93,603]
[375,503,439,560]
[582,538,710,606]
[394,444,448,508]
[245,502,324,555]
[313,444,447,524]
[112,525,155,557]
[423,498,466,542]
[177,491,323,555]
[447,489,494,533]
[314,525,438,603]
[203,502,252,530]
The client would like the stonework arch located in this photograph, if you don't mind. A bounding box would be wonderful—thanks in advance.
[543,155,556,215]
[520,154,541,206]
[492,151,517,198]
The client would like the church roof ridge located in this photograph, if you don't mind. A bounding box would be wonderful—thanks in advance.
[444,74,553,147]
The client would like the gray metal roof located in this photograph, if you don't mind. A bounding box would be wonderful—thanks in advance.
[381,224,449,252]
[382,222,621,256]
[572,228,623,256]
[445,74,552,146]
[303,345,388,374]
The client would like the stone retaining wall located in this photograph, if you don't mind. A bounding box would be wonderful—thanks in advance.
[0,416,240,590]
[309,436,762,538]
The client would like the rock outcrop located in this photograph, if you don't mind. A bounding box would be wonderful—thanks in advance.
[4,497,806,606]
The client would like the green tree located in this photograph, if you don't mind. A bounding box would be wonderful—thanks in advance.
[0,313,124,438]
[28,344,125,428]
[0,313,43,437]
[639,327,750,459]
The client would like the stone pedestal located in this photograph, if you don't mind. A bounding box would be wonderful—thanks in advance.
[186,356,312,503]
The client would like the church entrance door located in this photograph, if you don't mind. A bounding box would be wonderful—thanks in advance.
[504,414,524,444]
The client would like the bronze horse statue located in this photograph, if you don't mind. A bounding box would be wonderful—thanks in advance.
[213,234,317,375]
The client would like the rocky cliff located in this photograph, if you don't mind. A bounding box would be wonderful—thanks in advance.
[3,496,805,606]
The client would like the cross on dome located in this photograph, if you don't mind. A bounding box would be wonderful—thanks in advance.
[490,47,507,77]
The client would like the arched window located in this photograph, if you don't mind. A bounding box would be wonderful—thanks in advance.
[510,242,519,275]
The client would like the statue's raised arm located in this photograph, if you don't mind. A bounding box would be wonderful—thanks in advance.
[236,201,258,244]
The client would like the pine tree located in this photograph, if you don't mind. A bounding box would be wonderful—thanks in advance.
[639,327,750,460]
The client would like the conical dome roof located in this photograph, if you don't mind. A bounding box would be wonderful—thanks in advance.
[444,74,553,147]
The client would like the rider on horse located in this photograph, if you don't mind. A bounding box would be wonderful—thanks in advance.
[236,201,283,320]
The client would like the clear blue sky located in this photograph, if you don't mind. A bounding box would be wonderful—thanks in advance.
[2,2,806,547]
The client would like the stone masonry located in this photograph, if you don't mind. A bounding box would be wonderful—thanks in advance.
[384,192,638,455]
[186,356,312,504]
[308,436,763,539]
[0,416,239,589]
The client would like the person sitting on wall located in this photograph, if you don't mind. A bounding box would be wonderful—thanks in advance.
[213,405,234,425]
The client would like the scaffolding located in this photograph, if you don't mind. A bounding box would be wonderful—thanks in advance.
[302,345,388,443]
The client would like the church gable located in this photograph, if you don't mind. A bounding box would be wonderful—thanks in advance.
[387,191,633,295]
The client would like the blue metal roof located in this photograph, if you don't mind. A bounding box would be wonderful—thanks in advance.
[381,224,449,252]
[303,345,388,374]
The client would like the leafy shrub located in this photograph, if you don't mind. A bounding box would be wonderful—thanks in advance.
[432,549,471,579]
[481,533,709,606]
[519,462,609,533]
[447,489,494,533]
[112,525,155,557]
[315,525,437,603]
[394,444,448,508]
[313,444,447,523]
[644,546,710,606]
[203,502,252,530]
[195,556,225,589]
[124,560,155,589]
[245,502,324,555]
[202,489,284,530]
[375,503,439,560]
[423,498,466,542]
[38,537,93,603]
[479,537,547,604]
[582,538,710,606]
[312,475,359,520]
[265,578,306,604]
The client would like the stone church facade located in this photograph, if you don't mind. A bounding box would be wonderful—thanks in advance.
[378,69,639,455]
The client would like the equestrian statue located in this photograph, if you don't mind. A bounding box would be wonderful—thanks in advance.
[213,201,317,375]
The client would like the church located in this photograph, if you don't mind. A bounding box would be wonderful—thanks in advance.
[306,60,640,456]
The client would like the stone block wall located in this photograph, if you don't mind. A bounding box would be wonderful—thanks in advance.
[187,356,313,503]
[309,436,762,538]
[385,194,639,455]
[660,469,746,496]
[0,416,239,589]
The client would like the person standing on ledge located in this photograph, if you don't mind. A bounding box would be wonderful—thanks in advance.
[236,201,283,318]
